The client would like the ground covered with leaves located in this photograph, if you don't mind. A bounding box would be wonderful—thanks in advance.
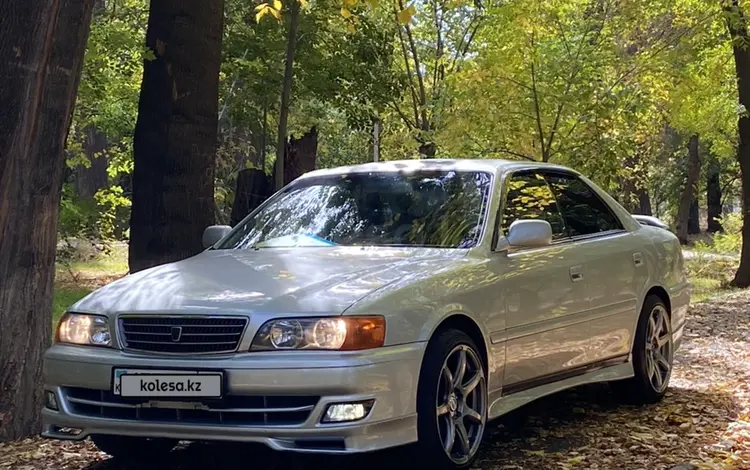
[1,292,749,470]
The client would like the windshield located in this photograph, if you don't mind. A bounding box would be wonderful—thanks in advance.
[219,170,493,249]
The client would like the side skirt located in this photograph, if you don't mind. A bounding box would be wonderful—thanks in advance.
[488,356,633,420]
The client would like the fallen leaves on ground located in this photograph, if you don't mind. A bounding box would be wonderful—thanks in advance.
[1,292,749,470]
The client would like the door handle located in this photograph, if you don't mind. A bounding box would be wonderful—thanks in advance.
[633,252,644,267]
[569,265,584,282]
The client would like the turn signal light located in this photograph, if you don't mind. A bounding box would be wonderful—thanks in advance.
[341,316,386,351]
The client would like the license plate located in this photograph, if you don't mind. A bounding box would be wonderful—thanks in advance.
[113,369,222,398]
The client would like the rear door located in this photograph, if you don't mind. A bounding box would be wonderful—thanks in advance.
[541,172,643,364]
[492,171,591,394]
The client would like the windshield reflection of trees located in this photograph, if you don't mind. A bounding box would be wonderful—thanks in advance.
[223,170,492,249]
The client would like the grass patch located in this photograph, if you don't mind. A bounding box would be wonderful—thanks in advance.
[685,254,740,302]
[52,286,93,326]
[53,242,128,328]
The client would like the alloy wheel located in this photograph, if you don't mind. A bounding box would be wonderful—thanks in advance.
[436,344,487,465]
[645,305,672,393]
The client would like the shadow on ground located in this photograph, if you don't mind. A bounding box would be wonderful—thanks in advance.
[81,383,738,470]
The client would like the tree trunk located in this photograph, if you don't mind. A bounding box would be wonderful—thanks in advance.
[274,0,301,191]
[726,1,750,287]
[373,114,380,162]
[0,0,95,441]
[230,169,271,226]
[707,157,723,232]
[675,135,701,244]
[688,198,700,234]
[274,127,318,187]
[74,126,108,200]
[637,188,652,216]
[129,0,224,273]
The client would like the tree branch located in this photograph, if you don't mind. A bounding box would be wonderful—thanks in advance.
[393,2,421,128]
[529,32,547,161]
[399,0,429,131]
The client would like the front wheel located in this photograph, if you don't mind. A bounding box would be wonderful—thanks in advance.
[615,295,673,404]
[414,329,487,469]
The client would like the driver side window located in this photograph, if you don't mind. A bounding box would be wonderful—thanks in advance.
[501,172,567,240]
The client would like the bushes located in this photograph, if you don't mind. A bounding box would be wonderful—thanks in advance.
[712,212,743,254]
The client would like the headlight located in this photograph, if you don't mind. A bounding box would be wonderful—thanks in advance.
[251,316,385,351]
[57,313,112,347]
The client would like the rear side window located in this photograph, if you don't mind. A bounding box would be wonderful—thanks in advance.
[543,173,623,237]
[501,172,567,240]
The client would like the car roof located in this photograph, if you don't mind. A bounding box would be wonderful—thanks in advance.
[299,159,579,179]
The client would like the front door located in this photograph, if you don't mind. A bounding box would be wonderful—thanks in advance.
[490,171,590,395]
[541,172,644,364]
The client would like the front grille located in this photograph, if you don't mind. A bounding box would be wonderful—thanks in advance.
[63,387,318,426]
[119,316,247,354]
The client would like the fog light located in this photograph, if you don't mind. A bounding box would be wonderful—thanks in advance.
[322,400,374,423]
[45,391,58,410]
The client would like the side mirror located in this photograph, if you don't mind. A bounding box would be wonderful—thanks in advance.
[506,219,553,247]
[202,225,232,248]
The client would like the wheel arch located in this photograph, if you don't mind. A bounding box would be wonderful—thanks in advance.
[644,285,672,316]
[427,313,490,372]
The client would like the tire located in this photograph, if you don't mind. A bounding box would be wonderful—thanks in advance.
[413,329,487,470]
[91,434,177,461]
[614,295,673,404]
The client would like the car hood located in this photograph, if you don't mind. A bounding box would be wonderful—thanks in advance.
[71,247,467,315]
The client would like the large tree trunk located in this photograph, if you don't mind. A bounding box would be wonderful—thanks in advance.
[726,1,750,287]
[283,127,318,186]
[74,126,108,200]
[274,0,301,191]
[0,0,95,441]
[230,169,271,226]
[675,135,701,244]
[129,0,224,273]
[707,157,723,232]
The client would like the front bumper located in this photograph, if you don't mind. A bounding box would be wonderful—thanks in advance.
[42,342,425,454]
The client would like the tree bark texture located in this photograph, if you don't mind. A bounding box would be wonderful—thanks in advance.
[0,0,95,441]
[707,158,723,232]
[274,0,301,191]
[688,198,700,234]
[726,1,750,286]
[675,135,701,244]
[274,127,318,187]
[129,0,224,273]
[230,169,271,226]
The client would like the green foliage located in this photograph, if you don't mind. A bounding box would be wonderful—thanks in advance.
[713,212,743,254]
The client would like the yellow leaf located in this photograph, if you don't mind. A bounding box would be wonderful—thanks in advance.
[298,0,309,8]
[341,7,352,18]
[254,2,268,11]
[273,0,282,10]
[269,7,281,19]
[343,0,358,6]
[397,4,416,24]
[255,5,269,22]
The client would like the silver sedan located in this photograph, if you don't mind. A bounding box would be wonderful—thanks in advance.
[43,159,691,469]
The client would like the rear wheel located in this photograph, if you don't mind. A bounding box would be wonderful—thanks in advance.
[91,435,177,461]
[615,295,673,403]
[415,329,487,469]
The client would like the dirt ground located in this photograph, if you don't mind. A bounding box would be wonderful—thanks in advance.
[1,291,749,470]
